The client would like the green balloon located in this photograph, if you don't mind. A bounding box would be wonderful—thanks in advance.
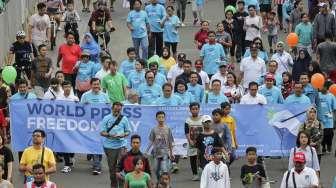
[148,55,160,64]
[225,5,236,14]
[2,66,17,84]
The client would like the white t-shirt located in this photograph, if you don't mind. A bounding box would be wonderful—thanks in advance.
[240,56,266,89]
[29,13,51,42]
[244,15,262,41]
[95,69,110,80]
[210,71,227,87]
[240,93,267,105]
[58,94,79,102]
[167,64,183,86]
[200,161,230,188]
[43,88,64,100]
[271,51,294,74]
[197,70,210,89]
[280,167,319,188]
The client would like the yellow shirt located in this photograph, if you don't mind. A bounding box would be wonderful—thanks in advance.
[20,146,56,178]
[221,115,238,148]
[160,57,176,71]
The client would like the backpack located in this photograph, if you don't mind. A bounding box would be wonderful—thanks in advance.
[285,170,297,188]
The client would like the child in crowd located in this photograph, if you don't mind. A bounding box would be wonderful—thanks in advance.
[147,111,174,180]
[265,11,278,54]
[62,2,80,44]
[220,102,238,165]
[216,22,232,63]
[156,172,172,188]
[241,147,266,188]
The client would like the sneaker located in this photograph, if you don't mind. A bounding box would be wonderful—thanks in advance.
[92,169,102,175]
[61,166,72,173]
[193,19,198,25]
[57,27,62,31]
[171,163,179,173]
[191,175,199,181]
[181,22,186,27]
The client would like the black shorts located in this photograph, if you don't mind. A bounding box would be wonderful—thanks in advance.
[260,4,271,13]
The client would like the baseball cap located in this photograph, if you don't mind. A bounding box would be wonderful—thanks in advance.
[81,50,91,56]
[265,73,275,80]
[277,41,285,47]
[201,115,212,123]
[293,152,306,163]
[318,2,327,7]
[177,53,186,60]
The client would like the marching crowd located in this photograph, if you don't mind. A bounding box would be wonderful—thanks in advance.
[1,0,336,187]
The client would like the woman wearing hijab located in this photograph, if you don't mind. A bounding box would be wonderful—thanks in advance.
[299,106,324,164]
[292,49,311,82]
[81,32,101,74]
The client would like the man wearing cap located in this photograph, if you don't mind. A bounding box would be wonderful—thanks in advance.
[210,64,228,87]
[280,152,319,188]
[240,44,266,90]
[167,53,185,86]
[258,73,284,104]
[100,102,131,188]
[271,41,293,74]
[196,115,225,169]
[313,2,335,45]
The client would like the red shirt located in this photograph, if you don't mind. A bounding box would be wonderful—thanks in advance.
[58,43,81,74]
[194,29,209,50]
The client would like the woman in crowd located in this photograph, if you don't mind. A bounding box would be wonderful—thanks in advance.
[74,50,96,98]
[243,37,268,63]
[194,21,210,50]
[299,106,324,163]
[221,72,243,103]
[81,32,101,74]
[222,9,235,62]
[0,135,13,181]
[124,156,151,188]
[280,71,293,99]
[307,60,322,80]
[288,131,320,175]
[160,47,176,74]
[292,49,311,82]
[174,80,193,104]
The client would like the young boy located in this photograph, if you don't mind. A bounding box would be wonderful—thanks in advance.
[63,2,81,44]
[185,102,203,181]
[147,111,174,180]
[157,172,172,188]
[200,148,230,188]
[196,115,225,169]
[212,108,232,159]
[221,102,238,165]
[119,47,137,78]
[241,147,266,188]
[319,81,336,154]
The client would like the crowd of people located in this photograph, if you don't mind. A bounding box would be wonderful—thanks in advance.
[1,0,336,187]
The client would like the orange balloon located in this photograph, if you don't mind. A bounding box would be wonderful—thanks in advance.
[286,33,299,47]
[329,84,336,96]
[311,73,325,90]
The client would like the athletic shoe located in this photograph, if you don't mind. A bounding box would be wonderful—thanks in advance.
[92,169,102,175]
[181,23,186,27]
[171,163,179,173]
[191,175,199,181]
[61,166,72,173]
[57,27,62,31]
[193,19,198,25]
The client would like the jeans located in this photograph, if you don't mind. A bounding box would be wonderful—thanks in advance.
[155,154,171,180]
[92,154,102,170]
[148,32,163,57]
[132,37,149,59]
[104,147,124,187]
[176,0,187,22]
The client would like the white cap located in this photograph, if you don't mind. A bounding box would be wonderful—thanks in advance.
[201,115,212,123]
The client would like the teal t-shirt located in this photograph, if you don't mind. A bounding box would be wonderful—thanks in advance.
[284,94,311,104]
[258,85,284,104]
[295,22,313,46]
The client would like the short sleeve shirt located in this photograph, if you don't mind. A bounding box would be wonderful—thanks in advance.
[127,10,149,38]
[149,125,174,157]
[58,44,82,74]
[101,73,128,103]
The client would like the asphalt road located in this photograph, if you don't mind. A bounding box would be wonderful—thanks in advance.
[9,0,336,187]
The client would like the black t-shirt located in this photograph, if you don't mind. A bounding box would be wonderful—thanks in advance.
[196,132,223,157]
[240,164,266,185]
[9,41,33,66]
[233,11,248,35]
[0,146,14,179]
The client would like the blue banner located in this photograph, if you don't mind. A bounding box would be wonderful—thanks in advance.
[10,99,309,156]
